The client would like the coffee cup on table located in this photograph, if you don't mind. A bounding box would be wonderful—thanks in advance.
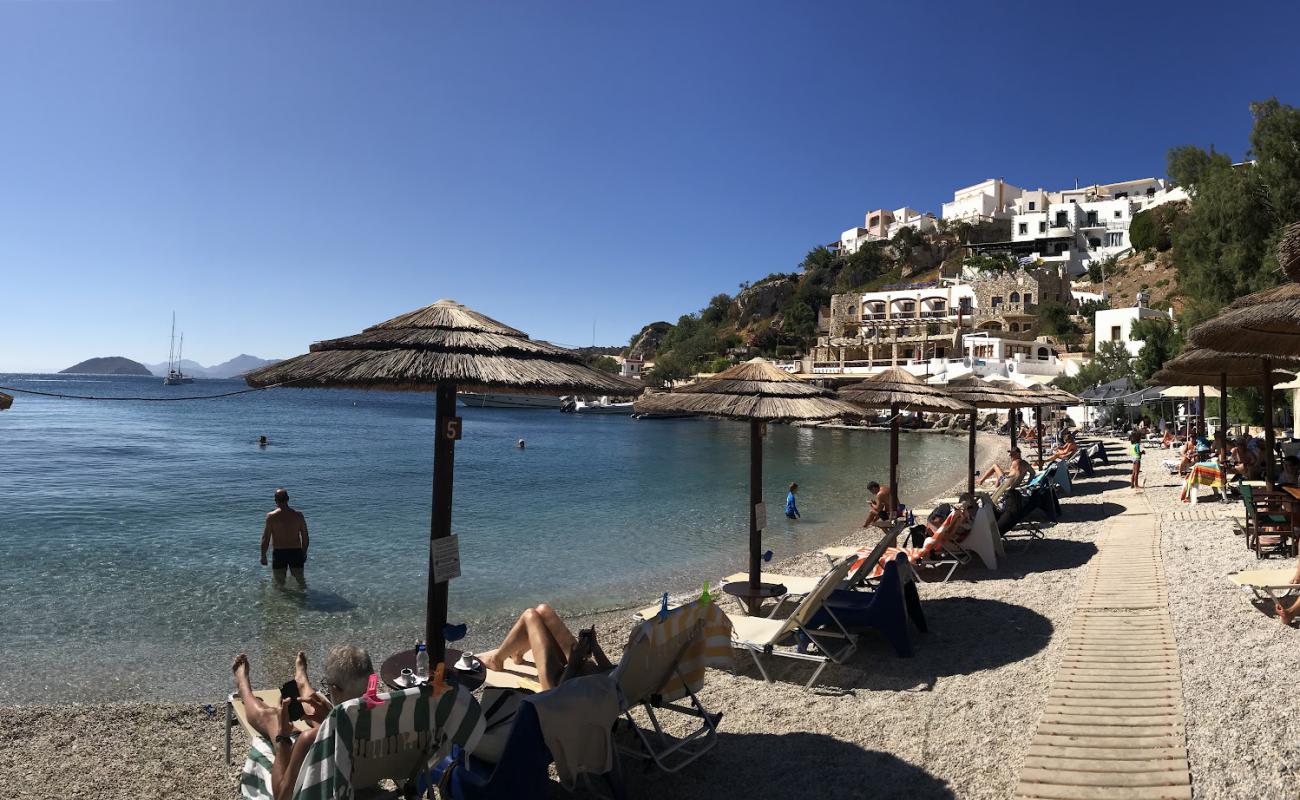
[399,668,415,686]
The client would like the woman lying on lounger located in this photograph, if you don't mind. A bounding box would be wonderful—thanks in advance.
[479,603,612,690]
[866,494,977,575]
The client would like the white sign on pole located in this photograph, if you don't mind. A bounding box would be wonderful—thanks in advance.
[432,535,462,583]
[754,502,767,531]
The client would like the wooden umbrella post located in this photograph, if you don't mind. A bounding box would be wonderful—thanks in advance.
[1035,405,1044,468]
[889,402,900,512]
[749,419,763,589]
[1010,406,1018,451]
[1197,385,1206,438]
[428,380,458,666]
[1264,359,1276,492]
[1219,371,1228,440]
[967,411,977,496]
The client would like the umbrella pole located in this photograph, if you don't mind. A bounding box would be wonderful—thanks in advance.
[749,420,763,590]
[889,402,900,511]
[1220,371,1228,439]
[1035,406,1043,468]
[1010,406,1018,451]
[1197,385,1205,438]
[967,411,976,496]
[428,380,457,666]
[1264,359,1276,492]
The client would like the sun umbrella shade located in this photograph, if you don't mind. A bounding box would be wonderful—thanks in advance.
[1151,369,1296,388]
[1022,383,1076,407]
[1157,385,1223,398]
[633,358,861,421]
[838,367,973,414]
[243,299,642,666]
[940,375,1025,410]
[245,300,641,396]
[1162,347,1300,379]
[0,392,11,410]
[1187,225,1300,357]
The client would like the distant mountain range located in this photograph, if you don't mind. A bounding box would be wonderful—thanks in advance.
[143,354,281,379]
[61,357,154,376]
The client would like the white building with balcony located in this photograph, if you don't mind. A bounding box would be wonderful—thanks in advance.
[941,178,1024,223]
[1095,304,1173,357]
[1008,197,1137,276]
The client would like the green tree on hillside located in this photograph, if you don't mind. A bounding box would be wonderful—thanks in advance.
[1129,317,1182,382]
[1053,340,1135,395]
[1170,99,1300,329]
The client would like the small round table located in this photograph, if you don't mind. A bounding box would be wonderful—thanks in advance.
[379,648,484,692]
[722,581,787,616]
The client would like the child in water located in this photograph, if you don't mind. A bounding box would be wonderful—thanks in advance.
[785,482,800,519]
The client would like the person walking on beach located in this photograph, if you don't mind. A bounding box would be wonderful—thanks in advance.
[784,482,800,519]
[261,487,309,588]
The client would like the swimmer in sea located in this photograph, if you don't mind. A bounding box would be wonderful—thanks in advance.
[517,439,526,449]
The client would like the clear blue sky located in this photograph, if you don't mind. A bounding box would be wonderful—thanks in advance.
[4,1,1299,372]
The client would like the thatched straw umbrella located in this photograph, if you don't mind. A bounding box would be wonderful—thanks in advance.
[838,367,972,505]
[245,299,640,663]
[0,392,11,411]
[1157,347,1300,489]
[942,375,1025,494]
[1020,383,1076,467]
[633,359,859,603]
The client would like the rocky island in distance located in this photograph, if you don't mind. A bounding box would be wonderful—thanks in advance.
[59,357,155,376]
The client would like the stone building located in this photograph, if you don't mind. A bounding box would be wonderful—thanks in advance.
[809,267,1072,383]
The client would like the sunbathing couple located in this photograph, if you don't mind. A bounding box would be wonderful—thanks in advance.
[882,494,977,569]
[232,646,374,800]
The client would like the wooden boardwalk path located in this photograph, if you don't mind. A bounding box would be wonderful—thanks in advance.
[1015,493,1192,800]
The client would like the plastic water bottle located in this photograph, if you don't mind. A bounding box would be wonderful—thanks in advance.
[415,642,429,680]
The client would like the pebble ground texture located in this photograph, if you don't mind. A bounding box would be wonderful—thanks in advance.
[7,437,1296,798]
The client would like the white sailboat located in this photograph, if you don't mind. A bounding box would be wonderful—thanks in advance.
[162,313,195,385]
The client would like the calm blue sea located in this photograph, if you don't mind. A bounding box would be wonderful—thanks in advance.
[0,374,968,703]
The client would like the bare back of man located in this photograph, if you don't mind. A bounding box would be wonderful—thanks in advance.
[261,488,309,588]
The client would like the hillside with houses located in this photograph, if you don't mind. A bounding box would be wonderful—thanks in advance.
[620,99,1300,427]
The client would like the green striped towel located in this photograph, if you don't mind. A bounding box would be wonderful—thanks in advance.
[239,683,483,800]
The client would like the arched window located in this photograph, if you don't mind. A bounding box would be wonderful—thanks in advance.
[847,305,856,317]
[1038,347,1050,361]
[1010,322,1020,332]
[1010,292,1020,303]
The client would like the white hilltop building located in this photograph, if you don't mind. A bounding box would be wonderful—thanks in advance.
[836,206,937,255]
[971,176,1190,277]
[1094,299,1174,357]
[941,178,1024,223]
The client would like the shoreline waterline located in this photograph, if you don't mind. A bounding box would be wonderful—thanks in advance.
[0,373,982,705]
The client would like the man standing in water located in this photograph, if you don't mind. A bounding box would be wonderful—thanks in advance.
[260,488,309,588]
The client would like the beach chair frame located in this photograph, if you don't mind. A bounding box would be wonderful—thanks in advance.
[728,558,858,690]
[616,664,721,773]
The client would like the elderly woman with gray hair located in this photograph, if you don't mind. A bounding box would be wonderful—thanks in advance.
[232,645,373,800]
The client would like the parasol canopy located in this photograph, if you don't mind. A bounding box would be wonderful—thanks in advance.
[633,358,861,421]
[838,367,973,414]
[634,359,859,598]
[1157,385,1222,398]
[0,392,11,411]
[941,374,1025,409]
[246,299,642,662]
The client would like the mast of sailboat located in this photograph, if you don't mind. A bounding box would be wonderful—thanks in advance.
[178,332,184,372]
[168,312,177,375]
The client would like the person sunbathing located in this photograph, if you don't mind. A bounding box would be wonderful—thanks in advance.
[902,495,977,564]
[1176,437,1200,476]
[1052,432,1079,460]
[479,603,611,691]
[862,481,897,528]
[978,447,1028,489]
[1161,430,1175,449]
[232,646,373,800]
[1228,436,1258,478]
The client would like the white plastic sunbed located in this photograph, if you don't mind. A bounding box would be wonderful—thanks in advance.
[1227,568,1300,608]
[726,557,858,689]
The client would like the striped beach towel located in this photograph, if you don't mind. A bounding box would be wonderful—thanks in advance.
[621,600,732,703]
[240,683,483,800]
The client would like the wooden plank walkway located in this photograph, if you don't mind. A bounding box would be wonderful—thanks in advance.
[1015,494,1193,800]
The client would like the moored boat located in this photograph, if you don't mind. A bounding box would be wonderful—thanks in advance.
[457,392,562,409]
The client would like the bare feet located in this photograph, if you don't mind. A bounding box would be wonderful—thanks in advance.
[1277,604,1294,626]
[294,651,311,695]
[232,653,255,700]
[478,649,506,671]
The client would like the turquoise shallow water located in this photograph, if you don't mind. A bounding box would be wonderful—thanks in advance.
[0,374,968,703]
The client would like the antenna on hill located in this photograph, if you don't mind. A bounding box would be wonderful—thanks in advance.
[592,319,596,348]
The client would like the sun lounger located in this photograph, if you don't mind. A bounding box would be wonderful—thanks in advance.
[726,557,857,689]
[613,598,731,772]
[995,487,1047,548]
[722,528,899,616]
[805,553,924,657]
[1228,568,1300,609]
[225,689,312,766]
[240,682,484,800]
[1240,484,1298,559]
